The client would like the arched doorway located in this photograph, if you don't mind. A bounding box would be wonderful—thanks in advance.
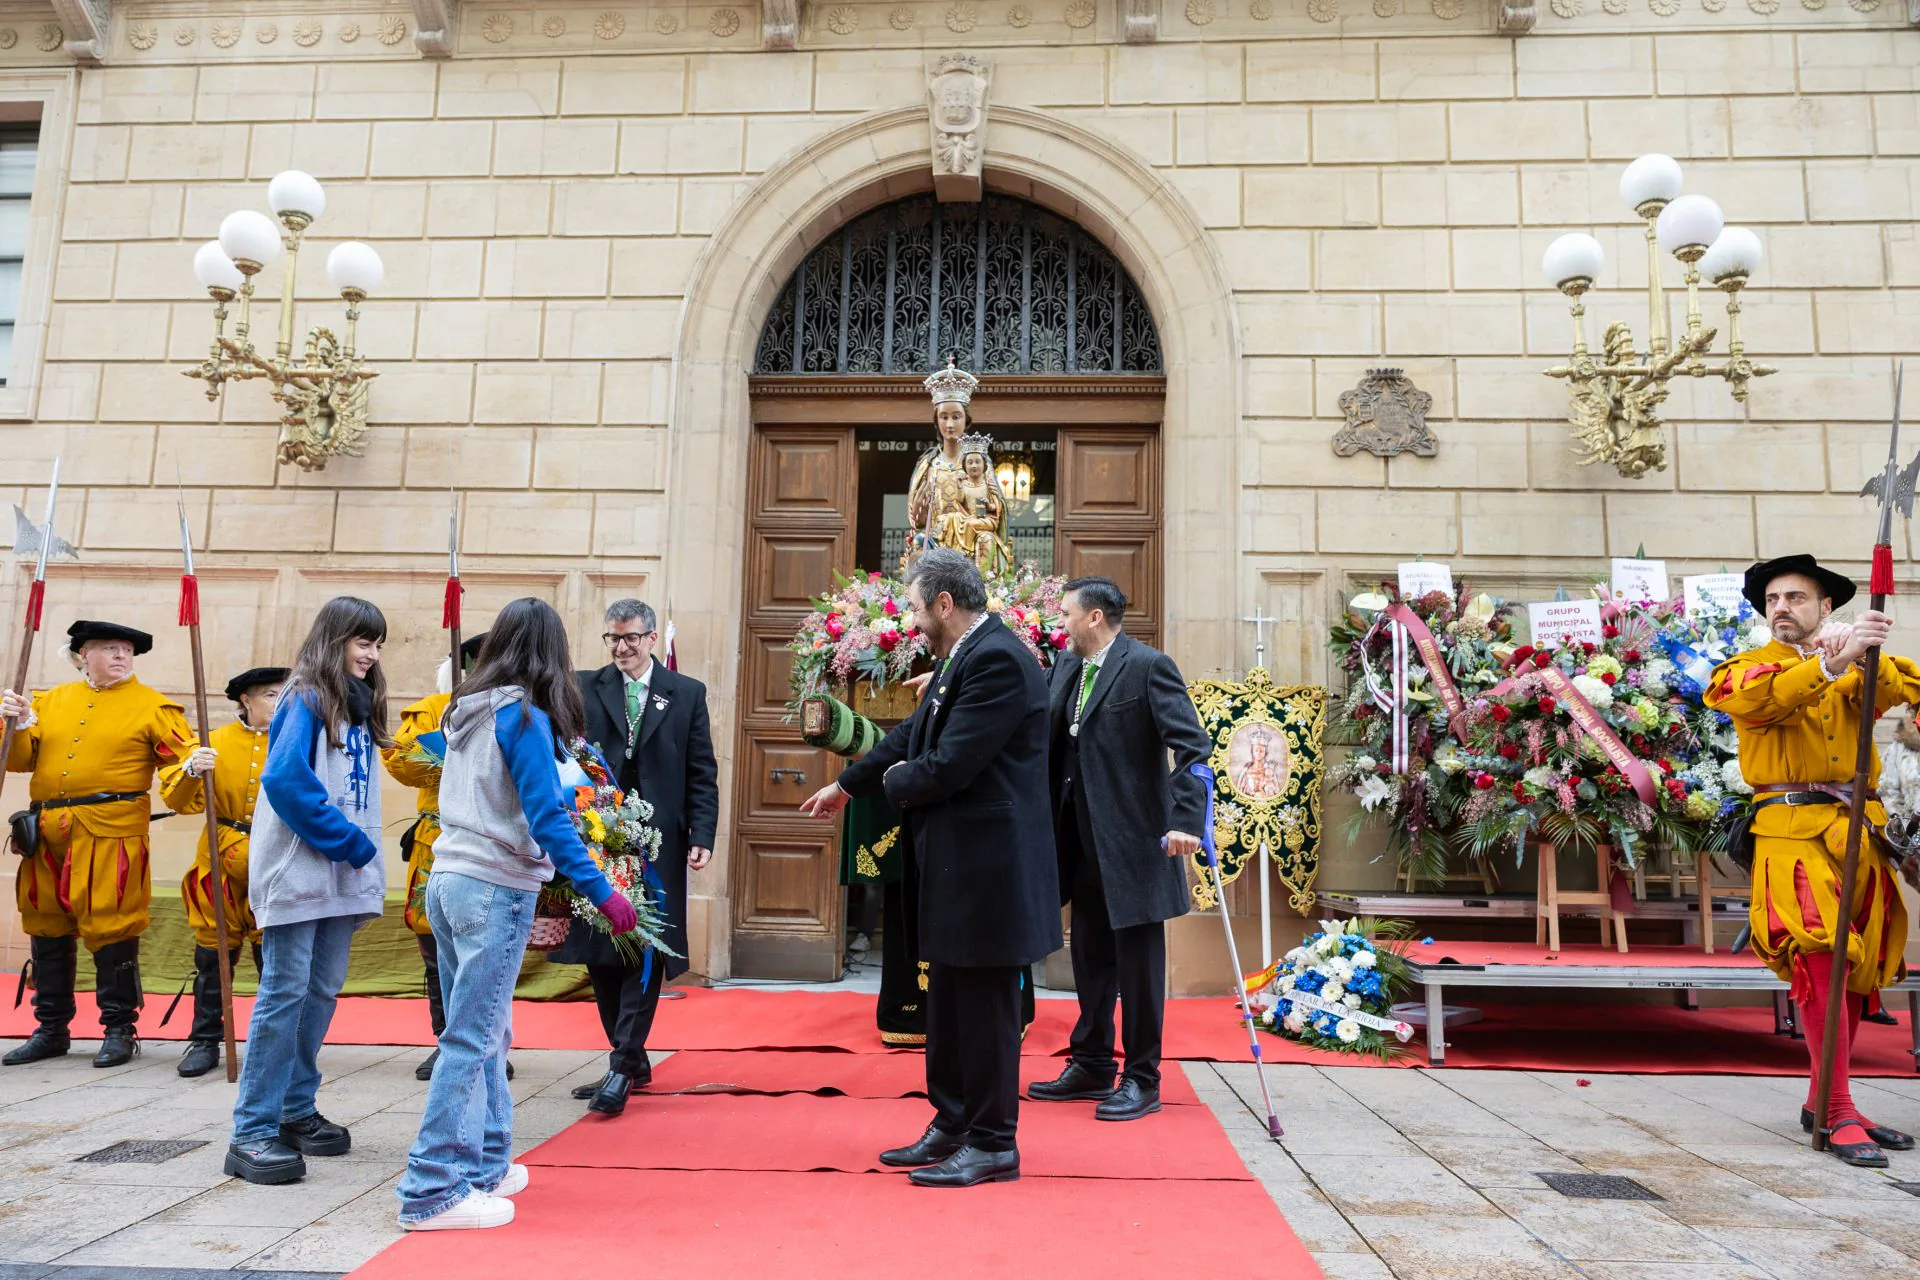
[663,105,1240,981]
[732,193,1166,979]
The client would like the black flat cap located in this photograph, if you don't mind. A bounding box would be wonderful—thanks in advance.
[66,620,153,656]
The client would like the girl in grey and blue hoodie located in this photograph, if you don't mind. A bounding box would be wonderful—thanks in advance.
[224,598,390,1188]
[397,597,638,1232]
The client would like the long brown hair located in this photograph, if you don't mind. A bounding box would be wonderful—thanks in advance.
[456,597,585,750]
[289,596,391,749]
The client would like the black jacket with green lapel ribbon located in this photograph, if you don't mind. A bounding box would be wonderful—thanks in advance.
[838,613,1062,969]
[1048,631,1211,929]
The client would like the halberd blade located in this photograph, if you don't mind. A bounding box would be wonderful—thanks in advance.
[11,507,75,562]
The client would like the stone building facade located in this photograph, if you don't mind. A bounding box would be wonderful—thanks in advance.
[0,0,1913,987]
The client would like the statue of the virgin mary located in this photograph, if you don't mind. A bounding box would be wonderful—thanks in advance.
[901,356,1012,577]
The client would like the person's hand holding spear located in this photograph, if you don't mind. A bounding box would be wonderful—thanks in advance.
[1815,363,1915,1150]
[175,484,239,1083]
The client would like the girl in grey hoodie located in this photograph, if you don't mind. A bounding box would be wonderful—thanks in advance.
[225,597,390,1187]
[397,597,638,1232]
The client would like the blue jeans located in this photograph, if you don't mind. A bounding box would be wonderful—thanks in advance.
[397,871,533,1223]
[230,915,359,1144]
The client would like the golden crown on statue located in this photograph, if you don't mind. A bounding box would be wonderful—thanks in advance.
[923,353,979,407]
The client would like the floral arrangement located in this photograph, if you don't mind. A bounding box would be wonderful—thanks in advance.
[1326,581,1521,884]
[535,745,680,965]
[1246,917,1416,1061]
[787,564,1071,709]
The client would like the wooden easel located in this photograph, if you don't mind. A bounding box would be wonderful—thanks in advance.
[1400,853,1501,896]
[1535,841,1627,955]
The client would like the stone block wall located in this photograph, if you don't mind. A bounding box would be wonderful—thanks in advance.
[0,0,1913,973]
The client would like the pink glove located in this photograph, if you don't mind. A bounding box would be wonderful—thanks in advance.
[596,889,639,936]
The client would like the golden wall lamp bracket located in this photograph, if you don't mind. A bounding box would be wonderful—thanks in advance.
[182,171,386,473]
[1542,154,1775,481]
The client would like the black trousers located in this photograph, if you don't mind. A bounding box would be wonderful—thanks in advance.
[587,960,666,1079]
[1065,783,1167,1088]
[925,962,1023,1153]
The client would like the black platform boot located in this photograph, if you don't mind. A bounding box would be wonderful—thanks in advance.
[178,945,225,1078]
[92,939,143,1068]
[3,936,76,1065]
[415,936,445,1081]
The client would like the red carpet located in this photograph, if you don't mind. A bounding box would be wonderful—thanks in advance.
[521,1088,1247,1180]
[5,986,1914,1075]
[647,1049,1204,1103]
[348,1165,1319,1280]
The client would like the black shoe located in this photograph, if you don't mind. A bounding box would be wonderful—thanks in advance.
[1095,1078,1162,1122]
[177,1040,220,1079]
[280,1113,351,1157]
[506,1059,515,1081]
[588,1072,632,1117]
[908,1146,1020,1187]
[414,1048,439,1082]
[2,1030,70,1066]
[92,1027,138,1068]
[224,1138,306,1185]
[879,1124,967,1167]
[1800,1107,1915,1151]
[572,1072,610,1101]
[1865,1008,1901,1026]
[1028,1061,1115,1102]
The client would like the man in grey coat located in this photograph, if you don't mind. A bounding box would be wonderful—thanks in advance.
[1030,577,1212,1122]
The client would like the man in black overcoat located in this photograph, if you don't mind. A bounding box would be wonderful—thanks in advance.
[558,598,719,1118]
[1030,577,1211,1121]
[801,548,1060,1188]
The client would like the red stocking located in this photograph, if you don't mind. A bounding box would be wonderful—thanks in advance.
[1797,955,1872,1144]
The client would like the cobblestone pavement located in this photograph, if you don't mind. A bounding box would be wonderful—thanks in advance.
[0,1034,1918,1279]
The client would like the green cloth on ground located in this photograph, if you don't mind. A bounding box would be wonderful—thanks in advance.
[68,889,593,1001]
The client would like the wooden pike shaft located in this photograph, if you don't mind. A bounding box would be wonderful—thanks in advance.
[185,609,240,1083]
[0,608,34,809]
[1811,633,1883,1150]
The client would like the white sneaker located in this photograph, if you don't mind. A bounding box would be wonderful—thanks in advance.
[492,1164,529,1197]
[402,1191,515,1231]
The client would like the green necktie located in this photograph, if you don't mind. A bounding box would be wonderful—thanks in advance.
[1077,660,1100,718]
[625,679,643,736]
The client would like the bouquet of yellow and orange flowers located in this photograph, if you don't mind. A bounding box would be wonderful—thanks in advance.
[531,744,679,964]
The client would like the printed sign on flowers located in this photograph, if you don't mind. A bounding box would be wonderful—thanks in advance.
[1527,599,1605,649]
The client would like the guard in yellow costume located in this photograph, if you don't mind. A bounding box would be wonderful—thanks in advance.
[381,633,495,1082]
[157,666,288,1079]
[1707,554,1920,1167]
[1,621,206,1068]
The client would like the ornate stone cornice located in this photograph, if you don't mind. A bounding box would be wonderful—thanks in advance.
[764,0,797,49]
[412,0,455,55]
[48,0,107,63]
[1124,0,1157,41]
[1495,0,1535,34]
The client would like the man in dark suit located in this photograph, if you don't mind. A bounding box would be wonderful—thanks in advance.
[801,548,1059,1188]
[559,598,719,1118]
[1029,577,1211,1122]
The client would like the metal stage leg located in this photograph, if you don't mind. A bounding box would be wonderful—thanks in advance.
[1910,990,1919,1073]
[1425,981,1446,1066]
[1773,990,1792,1036]
[1680,989,1700,1011]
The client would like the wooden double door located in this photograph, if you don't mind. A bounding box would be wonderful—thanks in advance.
[729,379,1165,980]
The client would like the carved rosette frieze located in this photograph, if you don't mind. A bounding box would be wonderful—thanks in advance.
[926,51,990,203]
[1332,369,1438,459]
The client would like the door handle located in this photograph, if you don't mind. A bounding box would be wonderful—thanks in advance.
[770,768,808,784]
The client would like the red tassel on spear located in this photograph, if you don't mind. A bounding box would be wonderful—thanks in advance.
[175,477,240,1082]
[0,460,69,812]
[445,491,463,697]
[1815,363,1914,1152]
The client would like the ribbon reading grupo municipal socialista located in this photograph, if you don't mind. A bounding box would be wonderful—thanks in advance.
[1489,664,1658,807]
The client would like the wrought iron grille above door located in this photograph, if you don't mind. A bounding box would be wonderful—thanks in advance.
[753,194,1162,377]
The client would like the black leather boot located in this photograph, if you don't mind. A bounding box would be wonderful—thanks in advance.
[3,936,76,1065]
[178,945,226,1078]
[416,936,444,1081]
[91,939,142,1068]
